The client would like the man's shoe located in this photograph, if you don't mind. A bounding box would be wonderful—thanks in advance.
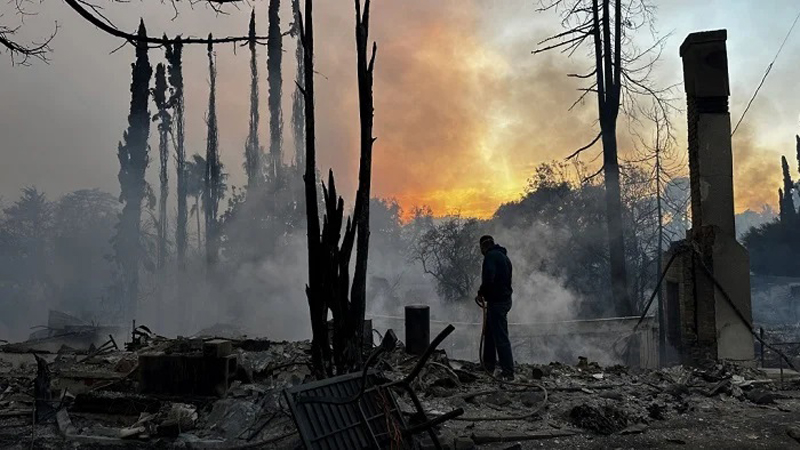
[499,371,515,382]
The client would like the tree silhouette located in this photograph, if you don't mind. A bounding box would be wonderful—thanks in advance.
[291,0,305,172]
[534,0,676,316]
[186,154,207,252]
[779,155,797,224]
[166,38,188,269]
[152,63,172,270]
[204,38,223,267]
[267,0,284,184]
[112,21,152,321]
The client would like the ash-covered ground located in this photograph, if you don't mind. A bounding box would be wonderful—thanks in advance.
[2,322,800,450]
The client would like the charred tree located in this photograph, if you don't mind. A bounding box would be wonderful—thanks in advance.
[245,10,262,190]
[1,0,55,66]
[535,0,675,316]
[204,38,222,267]
[291,0,305,172]
[64,0,269,46]
[267,0,284,185]
[166,37,187,269]
[113,20,152,321]
[298,0,329,377]
[320,170,358,374]
[153,63,171,269]
[298,0,377,377]
[348,0,377,369]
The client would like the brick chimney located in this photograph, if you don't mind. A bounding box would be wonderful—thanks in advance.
[662,30,754,366]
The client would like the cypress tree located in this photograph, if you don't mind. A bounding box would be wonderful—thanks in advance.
[153,63,171,269]
[245,10,261,190]
[267,0,283,184]
[165,37,187,269]
[113,20,152,321]
[796,135,800,177]
[205,38,222,266]
[291,0,305,171]
[781,155,797,224]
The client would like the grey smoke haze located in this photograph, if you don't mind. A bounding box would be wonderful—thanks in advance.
[1,0,800,214]
[1,0,800,364]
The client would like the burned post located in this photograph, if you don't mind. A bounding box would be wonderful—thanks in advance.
[405,305,430,356]
[663,30,754,366]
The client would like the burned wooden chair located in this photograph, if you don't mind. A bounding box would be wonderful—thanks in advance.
[284,325,463,450]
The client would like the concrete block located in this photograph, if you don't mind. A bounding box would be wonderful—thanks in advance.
[203,339,233,358]
[139,352,237,397]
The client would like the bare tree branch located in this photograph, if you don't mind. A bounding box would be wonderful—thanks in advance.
[566,132,602,160]
[63,0,268,46]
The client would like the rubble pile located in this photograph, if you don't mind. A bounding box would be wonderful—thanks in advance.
[1,327,799,449]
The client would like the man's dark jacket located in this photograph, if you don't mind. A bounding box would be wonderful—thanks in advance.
[478,245,513,303]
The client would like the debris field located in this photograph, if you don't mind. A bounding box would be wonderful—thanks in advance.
[2,322,800,449]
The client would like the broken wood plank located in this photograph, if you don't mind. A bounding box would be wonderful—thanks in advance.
[0,409,33,418]
[471,430,580,444]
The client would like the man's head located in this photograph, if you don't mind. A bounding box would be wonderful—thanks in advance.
[479,235,495,255]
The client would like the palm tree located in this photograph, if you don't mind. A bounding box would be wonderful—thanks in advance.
[186,154,227,254]
[186,155,206,252]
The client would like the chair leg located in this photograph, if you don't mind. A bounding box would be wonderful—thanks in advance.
[403,383,442,450]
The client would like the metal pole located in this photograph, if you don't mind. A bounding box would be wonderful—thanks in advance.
[760,327,765,368]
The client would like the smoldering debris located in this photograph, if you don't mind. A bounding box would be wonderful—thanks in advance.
[1,323,800,449]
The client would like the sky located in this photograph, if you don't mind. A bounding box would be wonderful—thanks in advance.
[1,0,799,218]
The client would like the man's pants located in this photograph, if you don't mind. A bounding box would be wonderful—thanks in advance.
[483,300,514,375]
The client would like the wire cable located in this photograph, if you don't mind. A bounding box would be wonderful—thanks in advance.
[732,8,800,136]
[448,297,548,422]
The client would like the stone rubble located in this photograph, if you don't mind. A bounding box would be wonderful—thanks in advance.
[1,328,800,449]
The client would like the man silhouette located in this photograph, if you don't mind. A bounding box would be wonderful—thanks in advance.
[476,235,514,380]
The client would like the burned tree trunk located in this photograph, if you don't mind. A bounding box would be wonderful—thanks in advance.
[245,10,261,190]
[320,171,357,374]
[298,0,329,378]
[348,0,377,370]
[267,0,283,185]
[113,20,152,321]
[298,0,377,377]
[204,38,222,267]
[153,63,171,270]
[534,0,681,316]
[596,0,631,316]
[166,38,187,270]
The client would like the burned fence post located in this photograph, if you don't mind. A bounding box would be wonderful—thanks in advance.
[405,305,430,356]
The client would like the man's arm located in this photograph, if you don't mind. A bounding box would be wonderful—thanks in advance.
[478,253,497,296]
